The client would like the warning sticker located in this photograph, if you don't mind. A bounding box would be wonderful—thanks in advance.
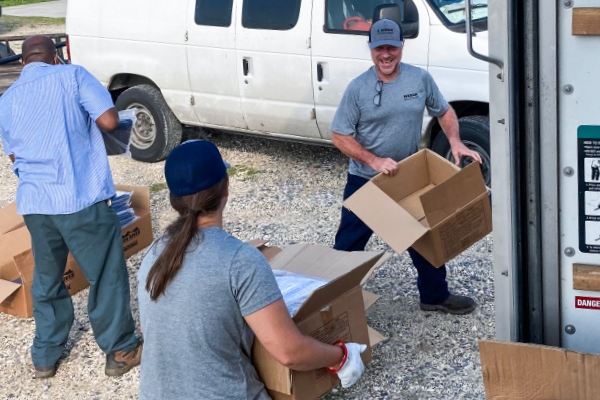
[578,126,600,253]
[575,296,600,310]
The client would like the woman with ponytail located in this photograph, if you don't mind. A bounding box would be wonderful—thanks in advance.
[137,140,368,400]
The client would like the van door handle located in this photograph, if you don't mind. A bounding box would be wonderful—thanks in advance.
[243,58,250,76]
[317,63,324,82]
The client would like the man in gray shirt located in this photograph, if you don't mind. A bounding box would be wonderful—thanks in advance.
[332,19,482,315]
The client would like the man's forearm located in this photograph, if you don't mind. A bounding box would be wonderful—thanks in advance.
[332,133,376,168]
[438,107,461,145]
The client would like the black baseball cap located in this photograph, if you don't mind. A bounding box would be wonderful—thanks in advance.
[164,140,230,197]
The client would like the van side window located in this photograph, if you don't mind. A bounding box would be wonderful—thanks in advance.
[242,0,302,30]
[325,0,404,33]
[195,0,234,27]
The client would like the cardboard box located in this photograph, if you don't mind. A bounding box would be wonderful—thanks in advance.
[0,227,90,318]
[0,201,25,235]
[0,185,153,318]
[479,340,600,399]
[116,185,154,258]
[250,242,389,400]
[344,149,492,267]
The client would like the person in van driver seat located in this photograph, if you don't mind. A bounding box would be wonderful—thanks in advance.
[137,140,368,400]
[0,35,142,379]
[331,19,483,315]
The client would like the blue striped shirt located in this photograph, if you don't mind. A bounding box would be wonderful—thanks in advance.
[0,62,116,215]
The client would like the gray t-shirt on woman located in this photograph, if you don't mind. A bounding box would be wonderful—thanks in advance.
[331,64,450,179]
[137,227,282,400]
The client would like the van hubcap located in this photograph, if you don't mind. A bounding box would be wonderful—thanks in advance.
[129,104,156,150]
[444,140,491,187]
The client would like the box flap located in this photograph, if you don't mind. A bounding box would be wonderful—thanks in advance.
[368,326,387,347]
[363,290,380,311]
[479,340,600,400]
[0,202,25,235]
[423,149,461,185]
[0,227,32,266]
[269,245,384,322]
[115,184,150,211]
[420,162,487,227]
[0,279,22,304]
[248,239,268,248]
[361,251,393,286]
[13,250,35,284]
[372,150,429,203]
[344,181,429,256]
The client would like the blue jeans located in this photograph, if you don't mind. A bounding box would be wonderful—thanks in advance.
[334,174,451,305]
[24,201,139,368]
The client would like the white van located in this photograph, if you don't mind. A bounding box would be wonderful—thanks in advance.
[66,0,490,183]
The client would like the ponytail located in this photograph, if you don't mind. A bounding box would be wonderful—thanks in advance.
[146,177,228,301]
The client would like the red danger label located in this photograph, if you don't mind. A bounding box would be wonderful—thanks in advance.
[575,296,600,310]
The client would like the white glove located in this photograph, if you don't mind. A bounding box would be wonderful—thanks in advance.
[337,343,367,388]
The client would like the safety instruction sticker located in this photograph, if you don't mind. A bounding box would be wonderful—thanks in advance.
[578,126,600,253]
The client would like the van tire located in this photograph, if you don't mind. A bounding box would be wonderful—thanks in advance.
[115,84,182,163]
[431,115,491,187]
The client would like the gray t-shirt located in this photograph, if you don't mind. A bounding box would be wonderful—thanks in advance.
[137,227,283,400]
[331,64,450,179]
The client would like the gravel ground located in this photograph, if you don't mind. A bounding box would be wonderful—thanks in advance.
[0,129,495,399]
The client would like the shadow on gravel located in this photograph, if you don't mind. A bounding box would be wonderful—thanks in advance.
[182,127,347,167]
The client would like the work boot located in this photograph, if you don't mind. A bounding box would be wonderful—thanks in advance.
[420,294,476,315]
[35,364,57,379]
[105,340,143,377]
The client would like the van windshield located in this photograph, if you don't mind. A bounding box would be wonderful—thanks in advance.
[427,0,488,26]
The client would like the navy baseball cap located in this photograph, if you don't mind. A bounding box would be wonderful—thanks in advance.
[164,140,230,197]
[369,19,404,49]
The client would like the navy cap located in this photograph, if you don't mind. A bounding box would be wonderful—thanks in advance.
[369,19,404,49]
[164,140,230,197]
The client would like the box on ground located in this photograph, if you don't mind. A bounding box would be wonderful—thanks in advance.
[479,340,600,400]
[0,185,153,318]
[249,241,390,400]
[344,149,492,267]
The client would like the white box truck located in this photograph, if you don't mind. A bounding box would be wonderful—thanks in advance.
[66,0,491,184]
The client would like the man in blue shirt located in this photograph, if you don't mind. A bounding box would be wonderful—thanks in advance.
[0,36,142,379]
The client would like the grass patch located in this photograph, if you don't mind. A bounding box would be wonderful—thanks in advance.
[0,15,65,32]
[228,165,259,180]
[1,15,65,25]
[2,0,55,7]
[150,182,168,193]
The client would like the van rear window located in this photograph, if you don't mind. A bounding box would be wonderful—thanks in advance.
[242,0,302,31]
[195,0,234,27]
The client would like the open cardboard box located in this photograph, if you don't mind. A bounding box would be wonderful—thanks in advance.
[344,149,492,267]
[0,184,153,318]
[479,340,600,399]
[249,241,390,400]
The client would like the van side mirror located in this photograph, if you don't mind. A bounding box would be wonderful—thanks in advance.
[372,1,419,39]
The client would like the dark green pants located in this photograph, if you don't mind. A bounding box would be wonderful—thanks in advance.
[24,201,138,368]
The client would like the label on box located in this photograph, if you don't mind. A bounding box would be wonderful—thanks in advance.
[309,312,351,379]
[439,201,486,258]
[575,296,600,310]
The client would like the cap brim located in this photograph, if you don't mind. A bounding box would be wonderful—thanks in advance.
[369,40,403,49]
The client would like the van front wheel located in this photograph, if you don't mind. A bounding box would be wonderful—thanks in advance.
[115,84,182,163]
[431,115,491,187]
